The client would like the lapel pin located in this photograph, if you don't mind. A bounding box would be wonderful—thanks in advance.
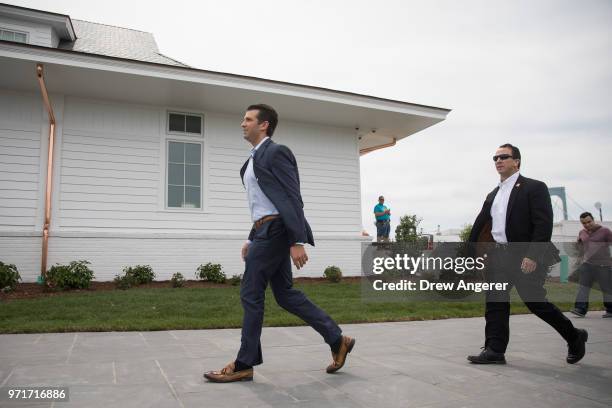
[515,183,521,188]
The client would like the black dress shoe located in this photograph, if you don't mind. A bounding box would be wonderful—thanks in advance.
[567,328,588,364]
[467,347,506,364]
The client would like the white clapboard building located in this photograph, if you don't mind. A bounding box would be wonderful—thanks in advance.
[0,4,449,281]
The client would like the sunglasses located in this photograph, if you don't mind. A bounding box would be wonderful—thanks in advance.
[493,154,513,162]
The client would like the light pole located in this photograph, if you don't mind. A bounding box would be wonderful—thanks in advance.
[594,202,603,221]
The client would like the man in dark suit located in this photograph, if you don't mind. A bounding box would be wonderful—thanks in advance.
[204,104,355,383]
[467,143,588,365]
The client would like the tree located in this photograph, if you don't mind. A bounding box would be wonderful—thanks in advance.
[455,223,473,259]
[454,222,483,280]
[459,224,472,243]
[395,214,422,243]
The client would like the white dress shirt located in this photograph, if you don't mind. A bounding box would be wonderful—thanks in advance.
[490,171,520,243]
[243,137,280,222]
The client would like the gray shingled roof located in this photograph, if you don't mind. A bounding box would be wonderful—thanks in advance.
[58,19,189,67]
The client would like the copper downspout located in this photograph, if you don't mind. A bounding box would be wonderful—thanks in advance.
[36,63,56,281]
[359,138,396,156]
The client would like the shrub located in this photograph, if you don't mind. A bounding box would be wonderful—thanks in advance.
[123,265,155,284]
[114,272,137,290]
[381,267,404,281]
[229,274,242,286]
[47,260,94,289]
[196,263,226,283]
[0,261,21,292]
[324,266,342,283]
[171,272,185,288]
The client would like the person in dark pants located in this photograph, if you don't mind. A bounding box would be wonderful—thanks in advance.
[374,195,391,242]
[467,143,588,365]
[570,212,612,318]
[204,104,355,383]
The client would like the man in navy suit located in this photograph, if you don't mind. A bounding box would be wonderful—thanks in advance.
[467,143,587,365]
[205,104,355,383]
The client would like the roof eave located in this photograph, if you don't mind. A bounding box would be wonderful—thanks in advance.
[0,41,451,141]
[0,40,449,116]
[0,3,76,41]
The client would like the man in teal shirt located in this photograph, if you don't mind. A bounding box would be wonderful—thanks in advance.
[374,195,391,242]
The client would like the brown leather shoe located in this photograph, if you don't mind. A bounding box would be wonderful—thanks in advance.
[204,361,253,383]
[326,336,355,374]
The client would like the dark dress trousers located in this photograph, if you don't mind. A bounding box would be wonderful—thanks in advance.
[237,139,342,366]
[469,174,577,353]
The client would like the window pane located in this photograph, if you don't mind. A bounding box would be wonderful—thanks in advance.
[1,31,14,41]
[168,185,183,207]
[168,141,184,163]
[168,163,184,185]
[169,113,185,132]
[184,187,201,208]
[14,32,26,43]
[185,143,201,164]
[186,115,201,134]
[185,164,200,186]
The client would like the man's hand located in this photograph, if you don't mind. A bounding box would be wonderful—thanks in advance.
[241,242,250,262]
[521,257,537,274]
[290,245,309,269]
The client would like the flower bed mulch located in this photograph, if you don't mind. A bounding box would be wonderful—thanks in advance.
[1,277,361,301]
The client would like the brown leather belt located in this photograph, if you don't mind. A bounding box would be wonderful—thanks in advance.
[253,215,280,230]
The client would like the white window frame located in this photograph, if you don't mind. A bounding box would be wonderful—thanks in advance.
[165,139,203,211]
[159,109,208,213]
[167,111,203,136]
[0,27,29,44]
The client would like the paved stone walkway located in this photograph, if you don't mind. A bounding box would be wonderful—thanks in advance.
[1,313,610,407]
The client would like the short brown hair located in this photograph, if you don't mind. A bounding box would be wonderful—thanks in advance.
[247,104,278,136]
[499,143,521,168]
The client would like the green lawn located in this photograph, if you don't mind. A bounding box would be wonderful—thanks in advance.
[0,281,603,333]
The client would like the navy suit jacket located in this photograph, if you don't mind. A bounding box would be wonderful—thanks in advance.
[468,174,559,265]
[240,139,315,246]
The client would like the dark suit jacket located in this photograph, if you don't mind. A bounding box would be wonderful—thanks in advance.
[468,174,558,265]
[240,138,314,246]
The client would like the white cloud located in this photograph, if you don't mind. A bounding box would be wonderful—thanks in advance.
[12,0,612,235]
